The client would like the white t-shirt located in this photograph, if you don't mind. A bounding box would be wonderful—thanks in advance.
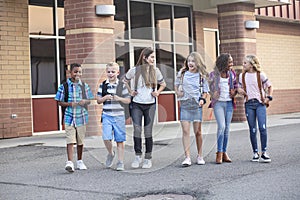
[125,66,165,104]
[218,77,231,101]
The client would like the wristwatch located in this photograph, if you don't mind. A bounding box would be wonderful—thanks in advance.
[267,96,273,101]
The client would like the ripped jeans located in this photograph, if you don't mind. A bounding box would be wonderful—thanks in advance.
[245,99,268,153]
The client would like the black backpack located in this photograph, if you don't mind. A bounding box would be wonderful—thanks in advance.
[101,79,131,120]
[61,81,87,124]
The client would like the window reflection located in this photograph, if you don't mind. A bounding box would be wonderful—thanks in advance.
[130,2,152,40]
[115,42,130,75]
[57,7,65,36]
[175,45,190,72]
[174,6,191,43]
[114,0,128,39]
[156,44,174,91]
[59,39,66,83]
[31,38,57,95]
[154,4,172,42]
[29,5,54,35]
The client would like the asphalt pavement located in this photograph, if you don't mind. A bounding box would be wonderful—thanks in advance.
[0,112,300,200]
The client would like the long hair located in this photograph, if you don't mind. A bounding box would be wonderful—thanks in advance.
[181,52,209,78]
[136,47,157,88]
[245,55,262,72]
[214,53,232,75]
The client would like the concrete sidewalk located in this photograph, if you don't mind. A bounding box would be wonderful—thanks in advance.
[1,112,299,149]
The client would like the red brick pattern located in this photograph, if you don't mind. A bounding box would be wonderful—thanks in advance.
[0,98,32,139]
[65,0,115,65]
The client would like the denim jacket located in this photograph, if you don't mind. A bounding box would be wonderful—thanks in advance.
[208,69,238,108]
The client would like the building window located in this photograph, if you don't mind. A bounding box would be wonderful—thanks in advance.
[114,0,128,40]
[114,0,193,91]
[29,0,65,96]
[130,1,152,40]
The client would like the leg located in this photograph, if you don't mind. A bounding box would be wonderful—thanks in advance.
[214,102,226,153]
[131,103,143,156]
[245,102,258,153]
[104,140,113,155]
[143,103,156,159]
[193,121,203,157]
[256,103,267,153]
[77,144,83,160]
[67,143,74,161]
[223,101,234,152]
[181,121,191,158]
[117,142,124,162]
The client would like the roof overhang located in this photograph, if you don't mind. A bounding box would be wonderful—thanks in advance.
[194,0,291,14]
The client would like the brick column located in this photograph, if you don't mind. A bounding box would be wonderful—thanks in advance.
[217,2,257,121]
[0,0,32,138]
[65,0,115,136]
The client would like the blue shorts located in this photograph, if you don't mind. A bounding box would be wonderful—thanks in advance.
[102,113,126,142]
[180,106,203,122]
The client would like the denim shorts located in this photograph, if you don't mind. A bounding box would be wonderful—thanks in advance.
[180,106,203,122]
[102,113,126,142]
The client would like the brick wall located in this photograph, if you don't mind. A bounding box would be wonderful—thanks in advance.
[256,20,300,114]
[0,0,32,138]
[64,0,115,136]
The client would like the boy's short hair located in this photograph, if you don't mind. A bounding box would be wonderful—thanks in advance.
[70,63,81,71]
[106,62,119,71]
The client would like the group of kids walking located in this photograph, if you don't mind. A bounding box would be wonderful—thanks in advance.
[55,47,273,173]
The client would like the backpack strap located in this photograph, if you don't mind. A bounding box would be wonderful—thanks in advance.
[242,72,248,102]
[80,82,88,110]
[63,82,68,103]
[199,73,203,95]
[134,66,141,91]
[116,79,124,97]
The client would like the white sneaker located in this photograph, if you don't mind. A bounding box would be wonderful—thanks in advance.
[76,160,87,170]
[131,156,142,168]
[106,152,115,168]
[182,157,191,167]
[65,161,74,172]
[196,156,205,165]
[142,159,152,169]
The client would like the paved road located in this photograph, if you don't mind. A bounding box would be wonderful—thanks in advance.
[0,113,300,200]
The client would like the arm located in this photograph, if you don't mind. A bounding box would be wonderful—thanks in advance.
[199,92,208,106]
[123,78,138,97]
[58,101,78,107]
[113,95,131,104]
[97,95,112,104]
[151,81,166,97]
[264,85,273,105]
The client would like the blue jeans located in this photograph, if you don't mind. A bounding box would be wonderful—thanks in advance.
[131,102,156,159]
[245,99,268,153]
[213,101,234,152]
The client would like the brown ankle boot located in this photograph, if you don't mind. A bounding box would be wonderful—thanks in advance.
[223,152,232,163]
[216,152,223,164]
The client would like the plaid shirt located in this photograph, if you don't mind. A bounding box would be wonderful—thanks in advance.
[55,78,94,127]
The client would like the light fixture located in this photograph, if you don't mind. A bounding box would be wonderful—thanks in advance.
[245,20,259,29]
[95,5,115,16]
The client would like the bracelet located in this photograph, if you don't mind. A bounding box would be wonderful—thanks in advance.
[199,97,206,105]
[267,96,273,101]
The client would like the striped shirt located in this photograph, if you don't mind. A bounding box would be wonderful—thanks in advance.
[97,79,130,116]
[55,78,94,127]
[175,70,209,102]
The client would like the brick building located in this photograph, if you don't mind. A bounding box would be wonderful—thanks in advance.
[1,0,300,138]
